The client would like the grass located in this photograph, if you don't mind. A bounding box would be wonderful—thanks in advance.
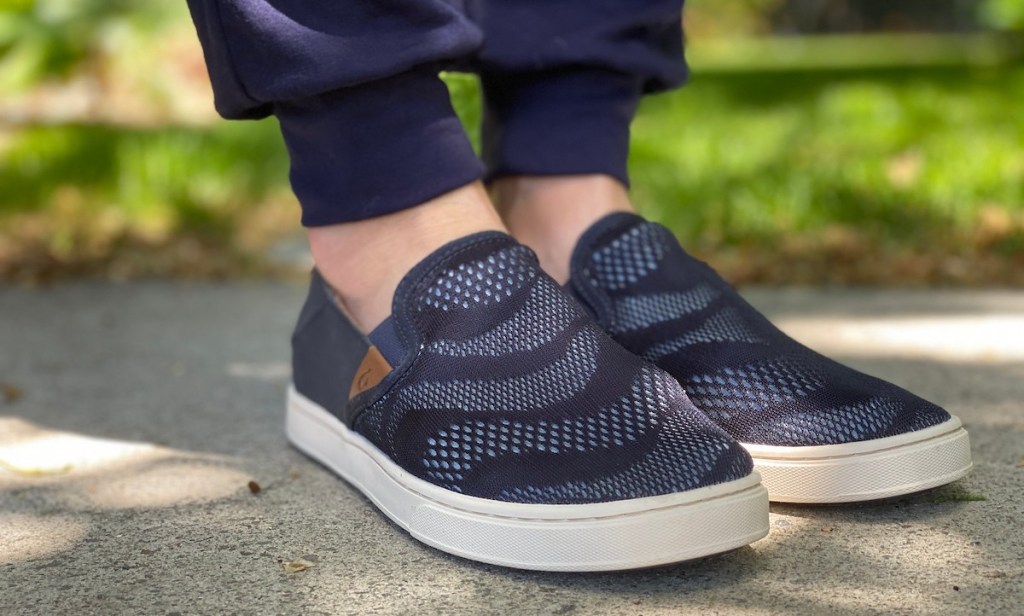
[634,67,1023,233]
[930,486,988,504]
[0,122,287,218]
[629,65,1024,284]
[0,121,293,280]
[2,63,1023,283]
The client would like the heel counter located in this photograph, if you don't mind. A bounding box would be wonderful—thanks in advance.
[291,270,371,424]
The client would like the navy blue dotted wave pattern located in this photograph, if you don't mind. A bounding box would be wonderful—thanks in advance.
[571,215,950,447]
[426,279,578,357]
[354,235,752,504]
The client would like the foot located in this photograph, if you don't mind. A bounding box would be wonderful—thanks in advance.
[490,174,633,284]
[567,213,973,503]
[307,181,504,333]
[287,231,768,570]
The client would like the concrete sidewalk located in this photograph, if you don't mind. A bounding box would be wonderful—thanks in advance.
[1,282,1022,615]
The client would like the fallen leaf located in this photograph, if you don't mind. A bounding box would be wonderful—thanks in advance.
[247,480,262,494]
[282,558,315,573]
[0,459,72,477]
[0,383,23,404]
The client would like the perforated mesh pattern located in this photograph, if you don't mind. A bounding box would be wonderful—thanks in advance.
[572,214,952,448]
[427,278,576,357]
[419,245,536,312]
[497,396,751,503]
[401,329,600,413]
[745,397,901,446]
[644,307,765,359]
[610,285,719,334]
[590,224,669,290]
[686,357,827,422]
[499,427,749,503]
[420,365,664,489]
[354,235,752,504]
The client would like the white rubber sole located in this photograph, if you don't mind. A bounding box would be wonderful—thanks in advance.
[285,386,770,571]
[743,416,972,503]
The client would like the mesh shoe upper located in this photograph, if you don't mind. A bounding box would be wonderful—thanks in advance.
[569,214,950,448]
[350,232,752,504]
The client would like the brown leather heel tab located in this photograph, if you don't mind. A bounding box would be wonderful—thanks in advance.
[349,345,392,399]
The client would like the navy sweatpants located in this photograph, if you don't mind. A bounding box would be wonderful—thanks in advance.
[186,0,687,226]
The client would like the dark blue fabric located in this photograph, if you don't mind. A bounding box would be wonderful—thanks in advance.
[186,0,687,225]
[291,269,373,424]
[291,231,753,504]
[184,0,485,120]
[274,68,484,226]
[569,214,951,448]
[470,0,686,94]
[368,316,405,367]
[481,68,642,187]
[472,0,686,185]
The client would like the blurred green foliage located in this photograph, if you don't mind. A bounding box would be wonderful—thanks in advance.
[449,67,1024,283]
[631,67,1024,248]
[1,122,288,225]
[0,0,174,91]
[684,0,780,37]
[980,0,1024,30]
[1,1,1022,283]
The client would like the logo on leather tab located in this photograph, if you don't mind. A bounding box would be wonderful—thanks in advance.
[349,345,392,399]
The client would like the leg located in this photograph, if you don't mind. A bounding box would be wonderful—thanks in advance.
[186,0,500,331]
[187,0,769,568]
[474,1,970,503]
[489,174,633,283]
[471,0,688,282]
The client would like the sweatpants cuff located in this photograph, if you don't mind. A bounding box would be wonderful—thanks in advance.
[275,68,484,227]
[481,68,643,187]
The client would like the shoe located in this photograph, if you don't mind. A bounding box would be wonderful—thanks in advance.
[568,213,973,504]
[286,232,768,571]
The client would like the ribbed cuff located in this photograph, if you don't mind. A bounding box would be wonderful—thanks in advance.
[481,68,643,187]
[275,68,484,227]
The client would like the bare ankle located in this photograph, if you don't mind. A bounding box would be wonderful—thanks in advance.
[309,182,505,333]
[490,175,635,284]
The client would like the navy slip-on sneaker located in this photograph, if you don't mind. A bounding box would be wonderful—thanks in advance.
[568,213,972,504]
[286,232,768,571]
